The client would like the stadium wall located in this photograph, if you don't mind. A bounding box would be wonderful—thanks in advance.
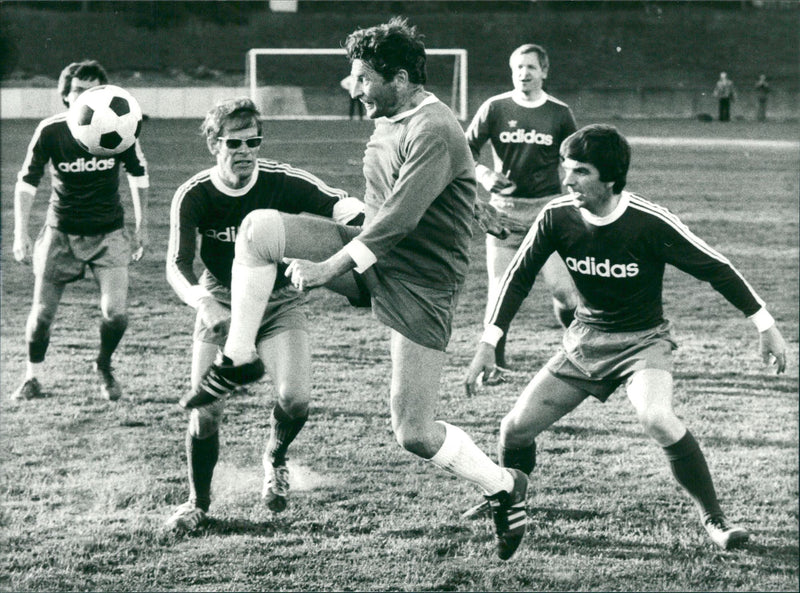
[2,86,798,120]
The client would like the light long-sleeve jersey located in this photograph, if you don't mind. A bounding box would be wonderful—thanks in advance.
[353,95,476,289]
[16,112,149,235]
[486,192,766,334]
[466,92,576,198]
[167,159,361,308]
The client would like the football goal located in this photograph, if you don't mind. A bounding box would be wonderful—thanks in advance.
[245,48,468,120]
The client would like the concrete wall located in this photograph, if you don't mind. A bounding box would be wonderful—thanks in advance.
[2,86,797,120]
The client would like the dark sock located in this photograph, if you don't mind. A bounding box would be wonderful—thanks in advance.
[663,431,722,522]
[187,431,219,512]
[266,404,308,467]
[98,315,128,366]
[28,335,50,363]
[500,441,537,475]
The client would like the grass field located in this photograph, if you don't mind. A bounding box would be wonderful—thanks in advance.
[1,118,798,592]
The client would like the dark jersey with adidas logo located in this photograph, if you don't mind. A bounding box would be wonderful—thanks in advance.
[167,159,356,304]
[487,192,765,333]
[16,112,148,235]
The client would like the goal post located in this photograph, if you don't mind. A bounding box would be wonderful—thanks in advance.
[245,48,468,120]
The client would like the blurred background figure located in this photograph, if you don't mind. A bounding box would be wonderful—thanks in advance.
[713,71,736,121]
[340,74,364,120]
[754,73,770,122]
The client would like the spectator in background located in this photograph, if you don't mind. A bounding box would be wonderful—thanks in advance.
[713,71,736,122]
[164,97,364,532]
[11,59,150,402]
[754,74,770,122]
[340,74,364,120]
[466,44,578,381]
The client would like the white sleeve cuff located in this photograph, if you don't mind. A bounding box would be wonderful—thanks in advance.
[127,174,150,189]
[332,197,365,224]
[480,325,504,348]
[15,180,37,196]
[343,239,377,273]
[186,285,215,309]
[748,308,775,332]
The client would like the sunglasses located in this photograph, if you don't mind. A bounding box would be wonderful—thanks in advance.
[219,136,262,149]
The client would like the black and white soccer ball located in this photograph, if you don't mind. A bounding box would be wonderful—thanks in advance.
[67,84,142,156]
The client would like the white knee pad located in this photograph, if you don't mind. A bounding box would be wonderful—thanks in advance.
[188,400,224,439]
[235,209,286,267]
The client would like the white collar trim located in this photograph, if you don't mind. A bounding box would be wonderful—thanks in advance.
[387,93,440,122]
[580,191,630,225]
[210,164,258,196]
[511,91,548,108]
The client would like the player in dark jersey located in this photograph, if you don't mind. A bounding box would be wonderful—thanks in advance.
[467,44,578,380]
[177,19,529,560]
[164,98,365,533]
[11,60,149,402]
[463,124,788,550]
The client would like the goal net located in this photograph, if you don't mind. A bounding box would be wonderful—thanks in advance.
[245,48,468,120]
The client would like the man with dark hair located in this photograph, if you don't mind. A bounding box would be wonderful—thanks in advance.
[463,124,787,550]
[164,97,364,532]
[180,18,529,560]
[11,59,149,401]
[467,43,578,381]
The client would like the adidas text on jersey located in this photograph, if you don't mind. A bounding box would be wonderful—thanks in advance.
[565,256,639,278]
[57,156,116,173]
[499,128,553,145]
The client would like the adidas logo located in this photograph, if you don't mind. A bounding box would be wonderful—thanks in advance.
[57,156,116,172]
[203,226,238,242]
[565,256,639,278]
[498,128,553,145]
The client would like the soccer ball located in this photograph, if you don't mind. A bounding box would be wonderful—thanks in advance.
[67,84,142,157]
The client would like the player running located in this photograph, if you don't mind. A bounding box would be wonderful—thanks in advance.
[467,44,578,381]
[463,124,788,550]
[11,59,149,402]
[178,19,529,560]
[164,98,364,532]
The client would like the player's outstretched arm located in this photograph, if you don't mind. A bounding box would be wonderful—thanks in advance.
[759,324,787,374]
[464,341,497,397]
[12,185,36,264]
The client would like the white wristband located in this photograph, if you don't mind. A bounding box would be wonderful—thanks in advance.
[748,308,775,332]
[343,239,377,273]
[480,325,504,348]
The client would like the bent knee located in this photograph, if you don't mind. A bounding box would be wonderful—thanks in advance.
[189,404,224,439]
[636,407,681,439]
[236,209,286,266]
[500,414,538,446]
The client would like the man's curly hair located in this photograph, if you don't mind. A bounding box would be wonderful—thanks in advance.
[344,17,427,84]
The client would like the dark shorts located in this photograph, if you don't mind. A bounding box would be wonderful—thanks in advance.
[335,225,459,352]
[33,226,130,283]
[545,320,677,401]
[193,272,308,346]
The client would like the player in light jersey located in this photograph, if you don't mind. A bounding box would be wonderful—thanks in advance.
[164,98,364,532]
[11,60,149,402]
[464,124,788,550]
[467,44,578,379]
[178,19,529,560]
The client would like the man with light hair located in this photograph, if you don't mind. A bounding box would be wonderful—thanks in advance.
[467,43,578,382]
[164,97,364,532]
